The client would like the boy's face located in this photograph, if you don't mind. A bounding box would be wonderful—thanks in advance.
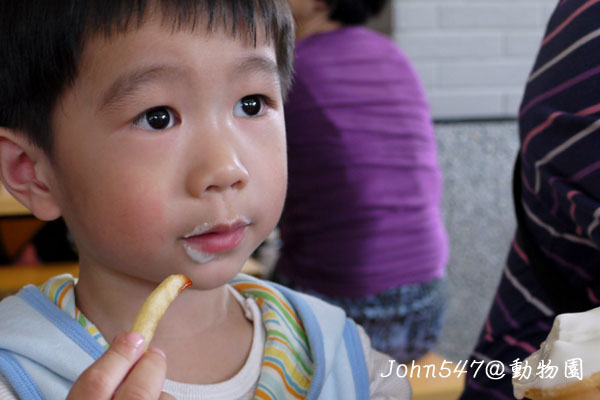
[46,18,287,289]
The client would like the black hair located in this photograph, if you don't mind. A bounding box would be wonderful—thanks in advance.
[324,0,387,25]
[0,0,294,155]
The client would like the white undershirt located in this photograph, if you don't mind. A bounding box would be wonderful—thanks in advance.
[161,287,264,400]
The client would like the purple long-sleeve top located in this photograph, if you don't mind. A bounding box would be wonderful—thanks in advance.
[277,27,448,297]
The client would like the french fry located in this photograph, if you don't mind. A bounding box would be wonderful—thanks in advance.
[131,274,192,350]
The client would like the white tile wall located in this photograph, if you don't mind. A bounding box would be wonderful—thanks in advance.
[392,0,557,119]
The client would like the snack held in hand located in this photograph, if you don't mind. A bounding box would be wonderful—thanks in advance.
[131,274,192,350]
[513,307,600,399]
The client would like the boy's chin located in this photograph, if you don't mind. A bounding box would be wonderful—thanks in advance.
[180,256,252,289]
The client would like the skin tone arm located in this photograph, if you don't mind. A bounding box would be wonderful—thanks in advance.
[67,332,174,400]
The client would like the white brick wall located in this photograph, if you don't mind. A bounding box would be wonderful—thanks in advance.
[392,0,557,120]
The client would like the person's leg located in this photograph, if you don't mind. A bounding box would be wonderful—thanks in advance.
[326,278,446,363]
[271,269,446,363]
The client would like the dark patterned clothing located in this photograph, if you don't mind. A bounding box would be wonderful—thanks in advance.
[460,1,600,399]
[272,270,446,363]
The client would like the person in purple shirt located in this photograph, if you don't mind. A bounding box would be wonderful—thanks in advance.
[272,0,449,363]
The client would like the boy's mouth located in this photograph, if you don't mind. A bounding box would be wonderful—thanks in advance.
[182,218,250,263]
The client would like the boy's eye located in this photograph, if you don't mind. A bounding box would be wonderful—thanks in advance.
[133,106,176,130]
[233,95,265,117]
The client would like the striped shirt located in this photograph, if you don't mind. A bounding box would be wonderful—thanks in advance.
[39,274,314,400]
[460,1,600,398]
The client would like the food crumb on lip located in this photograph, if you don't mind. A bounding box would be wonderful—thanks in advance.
[183,218,250,239]
[183,243,216,263]
[183,222,211,239]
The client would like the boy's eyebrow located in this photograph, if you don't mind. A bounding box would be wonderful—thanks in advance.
[99,56,278,111]
[99,64,186,110]
[233,55,279,80]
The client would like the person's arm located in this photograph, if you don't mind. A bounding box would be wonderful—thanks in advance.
[357,325,412,399]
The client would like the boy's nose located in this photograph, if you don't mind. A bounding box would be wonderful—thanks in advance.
[186,144,249,198]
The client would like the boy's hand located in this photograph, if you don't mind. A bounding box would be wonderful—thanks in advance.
[67,332,173,400]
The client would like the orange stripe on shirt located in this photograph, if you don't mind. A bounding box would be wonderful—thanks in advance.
[254,388,273,400]
[272,336,296,355]
[512,240,530,265]
[57,282,73,308]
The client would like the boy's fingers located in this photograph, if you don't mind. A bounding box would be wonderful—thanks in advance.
[67,332,146,399]
[114,348,168,400]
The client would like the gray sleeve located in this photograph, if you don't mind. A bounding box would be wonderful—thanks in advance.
[357,324,412,400]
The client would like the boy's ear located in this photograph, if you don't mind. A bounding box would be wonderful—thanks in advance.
[0,128,61,221]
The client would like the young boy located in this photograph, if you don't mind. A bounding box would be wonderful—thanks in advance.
[0,1,410,399]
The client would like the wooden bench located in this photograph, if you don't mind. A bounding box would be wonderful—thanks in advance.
[0,262,79,298]
[0,258,264,299]
[0,188,30,217]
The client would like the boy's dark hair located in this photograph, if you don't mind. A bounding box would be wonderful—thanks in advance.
[0,0,294,156]
[324,0,387,25]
